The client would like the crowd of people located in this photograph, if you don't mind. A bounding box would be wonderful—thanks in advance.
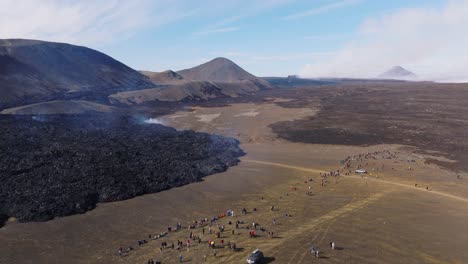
[119,149,428,263]
[115,151,420,263]
[115,204,286,263]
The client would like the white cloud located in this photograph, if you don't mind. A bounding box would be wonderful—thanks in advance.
[283,0,363,20]
[0,0,199,46]
[300,0,468,82]
[192,0,294,36]
[207,51,334,63]
[209,51,249,57]
[304,33,351,40]
[193,27,240,36]
[0,0,295,46]
[247,52,336,63]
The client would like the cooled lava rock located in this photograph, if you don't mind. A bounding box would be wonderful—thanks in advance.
[0,114,244,226]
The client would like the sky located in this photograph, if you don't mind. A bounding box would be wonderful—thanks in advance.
[1,0,467,81]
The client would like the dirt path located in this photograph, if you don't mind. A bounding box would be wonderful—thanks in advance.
[243,159,468,203]
[221,191,388,263]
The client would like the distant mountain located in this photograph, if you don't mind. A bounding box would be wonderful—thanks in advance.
[378,66,417,80]
[177,57,257,82]
[108,57,273,105]
[178,57,272,89]
[140,70,186,85]
[0,39,153,109]
[0,40,272,113]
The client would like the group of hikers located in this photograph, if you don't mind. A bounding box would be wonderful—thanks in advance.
[337,149,416,179]
[116,205,283,263]
[341,149,436,191]
[115,153,379,263]
[319,170,341,186]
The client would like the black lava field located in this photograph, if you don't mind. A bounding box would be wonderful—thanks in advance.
[0,114,244,227]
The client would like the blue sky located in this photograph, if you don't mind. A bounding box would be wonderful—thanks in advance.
[1,0,466,81]
[101,0,444,75]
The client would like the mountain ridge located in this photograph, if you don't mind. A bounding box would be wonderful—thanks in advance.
[107,57,273,106]
[0,39,272,113]
[0,39,154,109]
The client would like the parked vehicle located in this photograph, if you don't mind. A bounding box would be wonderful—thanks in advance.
[247,249,264,264]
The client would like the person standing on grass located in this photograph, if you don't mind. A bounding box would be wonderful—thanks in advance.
[179,253,183,262]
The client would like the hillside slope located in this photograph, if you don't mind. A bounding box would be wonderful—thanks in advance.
[0,100,121,115]
[109,81,224,104]
[140,70,186,85]
[109,80,264,105]
[0,39,153,109]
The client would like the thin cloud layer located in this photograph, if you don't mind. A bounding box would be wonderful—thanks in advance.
[192,0,294,37]
[0,0,294,46]
[193,27,240,36]
[0,0,201,45]
[300,0,468,82]
[283,0,363,20]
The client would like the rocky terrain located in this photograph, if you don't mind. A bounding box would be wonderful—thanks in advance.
[269,82,468,172]
[0,114,244,226]
[109,81,225,104]
[0,39,154,109]
[109,80,267,105]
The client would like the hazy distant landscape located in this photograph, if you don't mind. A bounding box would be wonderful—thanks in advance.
[1,1,468,264]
